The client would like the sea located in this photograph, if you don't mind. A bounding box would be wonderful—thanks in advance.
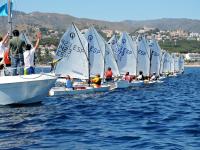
[0,67,200,150]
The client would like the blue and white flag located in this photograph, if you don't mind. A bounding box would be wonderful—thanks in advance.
[0,2,12,16]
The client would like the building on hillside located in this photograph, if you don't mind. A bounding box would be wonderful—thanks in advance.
[185,53,200,62]
[101,29,113,38]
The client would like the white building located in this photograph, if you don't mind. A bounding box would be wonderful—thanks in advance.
[185,53,200,61]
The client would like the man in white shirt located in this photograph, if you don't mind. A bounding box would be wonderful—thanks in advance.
[23,33,41,75]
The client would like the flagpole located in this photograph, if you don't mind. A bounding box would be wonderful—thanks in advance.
[8,0,12,36]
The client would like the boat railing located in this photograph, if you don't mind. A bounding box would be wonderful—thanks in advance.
[0,66,53,77]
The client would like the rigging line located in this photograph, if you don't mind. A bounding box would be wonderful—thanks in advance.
[91,26,106,77]
[126,32,137,59]
[72,23,89,62]
[99,31,119,75]
[72,22,90,82]
[107,34,120,76]
[141,36,151,60]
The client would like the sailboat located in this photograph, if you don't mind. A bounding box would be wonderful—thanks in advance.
[136,35,151,77]
[178,55,184,73]
[159,50,167,80]
[149,36,161,76]
[0,0,57,105]
[49,24,110,96]
[162,52,171,75]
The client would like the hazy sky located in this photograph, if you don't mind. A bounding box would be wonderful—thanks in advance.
[8,0,200,21]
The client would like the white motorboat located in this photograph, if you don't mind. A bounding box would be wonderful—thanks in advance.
[0,73,57,105]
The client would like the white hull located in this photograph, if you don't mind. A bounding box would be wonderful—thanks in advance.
[129,80,144,87]
[0,74,57,105]
[159,76,166,80]
[49,85,110,96]
[114,80,130,89]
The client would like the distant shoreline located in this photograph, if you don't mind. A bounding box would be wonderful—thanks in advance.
[185,64,200,67]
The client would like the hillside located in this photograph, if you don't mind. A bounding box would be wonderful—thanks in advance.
[1,11,200,34]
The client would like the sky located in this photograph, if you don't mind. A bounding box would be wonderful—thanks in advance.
[6,0,200,21]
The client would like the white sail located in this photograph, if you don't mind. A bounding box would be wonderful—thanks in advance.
[136,35,151,76]
[159,50,166,74]
[85,27,105,78]
[117,32,137,75]
[174,54,179,72]
[170,54,175,73]
[104,43,120,77]
[108,34,119,61]
[55,24,89,79]
[162,52,171,73]
[20,32,33,46]
[179,55,184,73]
[149,38,161,75]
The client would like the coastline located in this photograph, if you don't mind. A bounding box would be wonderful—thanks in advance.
[185,64,200,67]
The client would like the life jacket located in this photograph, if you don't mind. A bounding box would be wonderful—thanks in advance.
[92,77,101,87]
[4,49,11,65]
[125,75,133,82]
[105,70,113,78]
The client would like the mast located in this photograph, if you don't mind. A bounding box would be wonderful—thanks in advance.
[7,0,12,36]
[88,43,91,87]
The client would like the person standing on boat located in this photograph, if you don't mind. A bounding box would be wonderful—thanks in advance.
[23,32,41,75]
[0,33,9,63]
[91,74,101,88]
[9,30,25,76]
[104,67,113,82]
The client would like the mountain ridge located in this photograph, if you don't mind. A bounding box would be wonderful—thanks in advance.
[1,11,200,34]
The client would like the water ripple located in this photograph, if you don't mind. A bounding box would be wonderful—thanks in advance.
[0,67,200,149]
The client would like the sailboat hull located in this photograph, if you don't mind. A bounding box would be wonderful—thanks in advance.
[49,85,110,96]
[0,74,57,105]
[114,80,130,89]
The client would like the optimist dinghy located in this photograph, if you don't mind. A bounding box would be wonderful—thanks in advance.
[50,24,111,96]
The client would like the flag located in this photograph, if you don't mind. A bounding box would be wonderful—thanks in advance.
[0,2,13,16]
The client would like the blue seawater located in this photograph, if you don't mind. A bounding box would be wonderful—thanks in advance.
[0,67,200,150]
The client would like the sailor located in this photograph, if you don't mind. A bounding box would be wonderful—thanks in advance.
[123,72,133,83]
[137,71,145,80]
[9,30,26,76]
[0,33,9,63]
[91,74,101,88]
[104,67,113,82]
[150,72,158,81]
[0,34,9,75]
[23,32,41,75]
[65,75,73,90]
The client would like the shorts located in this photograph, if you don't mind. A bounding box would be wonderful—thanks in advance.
[24,67,35,75]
